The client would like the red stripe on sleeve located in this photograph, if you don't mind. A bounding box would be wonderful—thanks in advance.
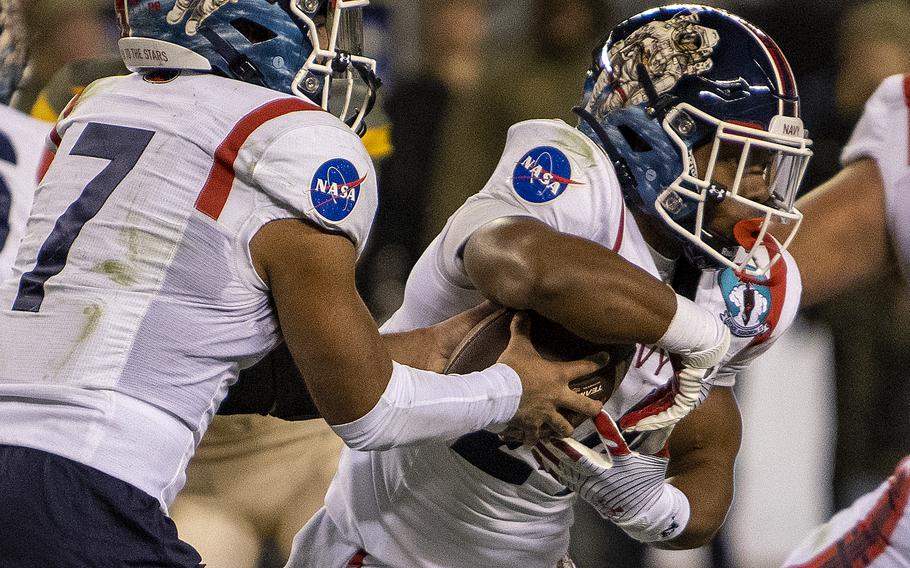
[785,457,910,568]
[37,89,82,183]
[194,98,321,221]
[611,204,625,252]
[36,147,55,184]
[747,245,788,347]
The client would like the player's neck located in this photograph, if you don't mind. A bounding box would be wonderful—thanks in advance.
[631,209,681,262]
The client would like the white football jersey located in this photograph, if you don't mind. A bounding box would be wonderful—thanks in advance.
[781,74,910,568]
[0,72,377,509]
[307,119,801,568]
[842,73,910,278]
[0,105,48,282]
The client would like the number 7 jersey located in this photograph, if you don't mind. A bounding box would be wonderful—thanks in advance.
[0,72,377,509]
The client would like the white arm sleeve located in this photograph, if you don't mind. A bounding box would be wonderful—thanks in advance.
[331,361,522,450]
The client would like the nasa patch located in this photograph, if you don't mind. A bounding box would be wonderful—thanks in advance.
[512,146,581,203]
[309,158,365,222]
[718,268,772,337]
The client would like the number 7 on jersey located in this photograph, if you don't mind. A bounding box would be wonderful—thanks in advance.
[12,123,154,312]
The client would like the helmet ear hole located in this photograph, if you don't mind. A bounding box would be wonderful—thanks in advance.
[231,18,277,44]
[618,124,653,152]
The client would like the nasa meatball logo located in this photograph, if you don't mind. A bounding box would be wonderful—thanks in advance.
[718,268,771,337]
[309,158,365,222]
[512,146,581,203]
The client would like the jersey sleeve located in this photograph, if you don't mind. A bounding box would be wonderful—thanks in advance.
[246,116,378,258]
[436,119,627,285]
[841,75,909,187]
[840,74,910,273]
[712,249,803,387]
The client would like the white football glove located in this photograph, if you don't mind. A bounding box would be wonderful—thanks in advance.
[532,410,690,543]
[625,326,731,432]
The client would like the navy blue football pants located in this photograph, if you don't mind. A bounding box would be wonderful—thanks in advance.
[0,444,203,567]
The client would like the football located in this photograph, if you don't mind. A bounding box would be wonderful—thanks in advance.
[444,308,635,406]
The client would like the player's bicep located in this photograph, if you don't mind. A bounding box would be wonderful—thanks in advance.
[791,159,893,306]
[665,387,741,544]
[462,216,554,308]
[250,218,391,424]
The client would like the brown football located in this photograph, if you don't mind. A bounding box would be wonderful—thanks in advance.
[444,308,634,421]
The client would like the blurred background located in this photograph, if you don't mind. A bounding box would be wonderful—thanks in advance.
[13,0,910,566]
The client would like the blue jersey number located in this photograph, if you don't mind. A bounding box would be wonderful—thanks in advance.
[12,123,155,312]
[450,430,535,485]
[0,129,16,255]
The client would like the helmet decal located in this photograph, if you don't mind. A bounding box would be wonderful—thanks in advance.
[591,12,719,115]
[166,0,234,36]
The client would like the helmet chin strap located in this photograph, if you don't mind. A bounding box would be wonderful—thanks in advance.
[635,63,676,120]
[573,106,638,192]
[199,27,267,87]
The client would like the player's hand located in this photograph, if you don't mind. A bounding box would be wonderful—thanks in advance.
[531,410,670,523]
[422,301,501,373]
[624,327,731,432]
[498,312,605,445]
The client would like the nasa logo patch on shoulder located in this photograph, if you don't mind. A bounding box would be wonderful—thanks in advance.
[718,268,772,337]
[512,146,580,203]
[309,158,365,222]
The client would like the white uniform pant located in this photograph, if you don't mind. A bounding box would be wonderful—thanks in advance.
[285,508,387,568]
[783,456,910,567]
[285,507,577,568]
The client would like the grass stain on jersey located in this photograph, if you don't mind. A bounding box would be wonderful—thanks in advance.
[78,304,103,343]
[94,259,136,286]
[46,303,105,380]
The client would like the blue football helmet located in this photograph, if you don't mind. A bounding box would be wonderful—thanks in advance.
[576,4,812,276]
[115,0,380,134]
[0,0,28,106]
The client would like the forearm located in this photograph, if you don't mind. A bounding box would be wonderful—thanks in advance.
[381,328,433,368]
[656,465,733,548]
[527,243,677,344]
[790,160,892,306]
[659,387,742,549]
[465,219,677,345]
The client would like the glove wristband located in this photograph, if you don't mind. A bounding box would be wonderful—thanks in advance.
[656,294,726,366]
[613,483,691,543]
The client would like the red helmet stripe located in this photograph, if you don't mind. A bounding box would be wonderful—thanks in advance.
[733,12,799,118]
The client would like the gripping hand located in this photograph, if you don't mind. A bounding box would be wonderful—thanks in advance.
[532,411,689,543]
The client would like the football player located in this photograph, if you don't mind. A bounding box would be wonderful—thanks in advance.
[781,73,910,567]
[0,1,606,566]
[0,0,49,283]
[24,53,397,568]
[287,5,810,567]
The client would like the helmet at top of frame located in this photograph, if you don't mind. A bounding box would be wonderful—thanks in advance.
[576,4,812,276]
[0,0,28,106]
[114,0,380,135]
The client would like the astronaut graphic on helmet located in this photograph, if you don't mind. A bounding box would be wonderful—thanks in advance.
[167,0,239,36]
[599,12,719,112]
